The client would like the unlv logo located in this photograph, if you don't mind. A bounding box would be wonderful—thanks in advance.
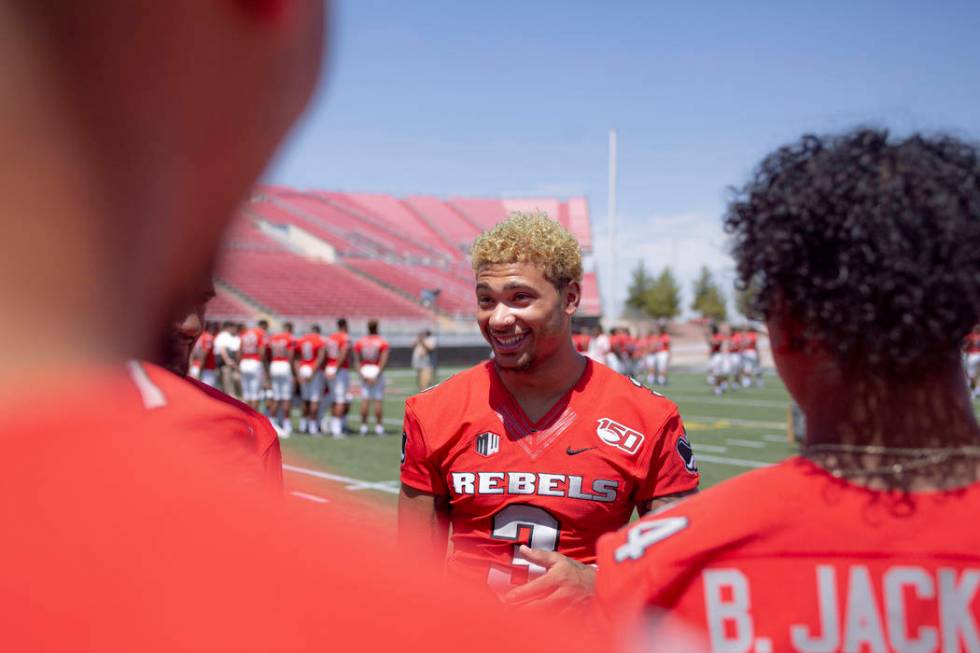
[595,418,644,455]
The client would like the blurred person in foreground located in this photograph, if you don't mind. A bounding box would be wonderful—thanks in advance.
[399,213,699,612]
[596,129,980,652]
[0,3,595,651]
[412,328,437,391]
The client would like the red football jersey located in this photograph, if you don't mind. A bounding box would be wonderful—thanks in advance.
[966,332,980,354]
[296,333,325,367]
[267,331,295,362]
[742,330,758,351]
[355,334,389,366]
[132,362,282,490]
[191,332,217,370]
[728,332,743,353]
[596,457,980,652]
[709,333,725,354]
[401,359,700,590]
[326,331,350,369]
[657,334,671,352]
[240,327,266,361]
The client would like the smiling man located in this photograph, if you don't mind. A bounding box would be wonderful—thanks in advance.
[399,213,700,609]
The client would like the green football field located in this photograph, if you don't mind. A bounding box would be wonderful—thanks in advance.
[279,367,980,509]
[279,367,805,508]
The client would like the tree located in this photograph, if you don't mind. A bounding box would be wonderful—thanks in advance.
[691,266,727,322]
[645,267,682,320]
[625,260,655,313]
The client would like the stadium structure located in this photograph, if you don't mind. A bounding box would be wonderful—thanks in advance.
[210,186,601,354]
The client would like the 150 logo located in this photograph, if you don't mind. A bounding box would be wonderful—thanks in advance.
[595,418,644,455]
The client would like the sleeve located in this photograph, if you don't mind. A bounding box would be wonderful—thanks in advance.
[399,403,448,495]
[633,407,700,503]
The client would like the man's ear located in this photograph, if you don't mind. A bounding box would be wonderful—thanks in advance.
[563,281,582,317]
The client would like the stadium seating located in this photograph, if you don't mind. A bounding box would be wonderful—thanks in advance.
[215,187,600,331]
[403,195,482,252]
[216,251,431,319]
[345,259,475,316]
[206,289,258,321]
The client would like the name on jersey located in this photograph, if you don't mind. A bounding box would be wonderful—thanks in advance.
[702,564,978,653]
[450,472,619,503]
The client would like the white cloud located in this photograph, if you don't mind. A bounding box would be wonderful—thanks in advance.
[591,212,737,319]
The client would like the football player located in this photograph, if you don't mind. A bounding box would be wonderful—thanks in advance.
[966,324,980,400]
[295,324,327,435]
[706,323,728,394]
[354,319,390,436]
[325,317,352,438]
[741,324,761,388]
[267,321,296,436]
[399,213,700,610]
[189,321,219,387]
[239,319,268,411]
[595,129,980,650]
[651,323,671,386]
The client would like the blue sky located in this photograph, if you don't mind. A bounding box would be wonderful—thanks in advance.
[268,0,980,318]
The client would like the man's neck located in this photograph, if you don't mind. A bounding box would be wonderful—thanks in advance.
[802,357,980,489]
[495,343,587,420]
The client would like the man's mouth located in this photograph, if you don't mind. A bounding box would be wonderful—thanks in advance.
[491,332,529,354]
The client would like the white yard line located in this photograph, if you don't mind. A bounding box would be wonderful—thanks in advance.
[692,444,728,453]
[761,434,791,443]
[662,394,789,409]
[726,438,767,449]
[283,464,400,495]
[289,491,330,504]
[685,415,787,429]
[696,454,772,469]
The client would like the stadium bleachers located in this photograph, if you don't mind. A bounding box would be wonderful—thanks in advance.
[215,187,600,331]
[206,289,258,321]
[345,258,474,316]
[217,251,432,319]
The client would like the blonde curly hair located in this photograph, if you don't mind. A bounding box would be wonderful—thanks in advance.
[470,212,583,287]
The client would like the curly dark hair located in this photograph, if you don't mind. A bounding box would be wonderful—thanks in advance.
[725,128,980,375]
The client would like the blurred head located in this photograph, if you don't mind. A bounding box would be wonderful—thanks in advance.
[207,321,219,335]
[310,324,321,334]
[726,129,980,401]
[367,319,379,335]
[158,280,216,376]
[8,0,327,344]
[283,321,294,334]
[257,319,269,331]
[472,213,582,372]
[337,318,348,332]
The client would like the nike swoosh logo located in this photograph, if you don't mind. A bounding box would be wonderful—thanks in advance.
[566,446,596,456]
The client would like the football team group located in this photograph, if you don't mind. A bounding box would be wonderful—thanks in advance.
[3,2,980,651]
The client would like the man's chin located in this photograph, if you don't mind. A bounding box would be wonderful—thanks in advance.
[494,353,534,373]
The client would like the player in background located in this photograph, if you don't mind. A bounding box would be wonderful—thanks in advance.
[400,213,699,611]
[740,324,762,388]
[214,321,241,397]
[596,129,980,651]
[294,324,327,435]
[354,319,390,436]
[572,325,592,356]
[965,324,980,400]
[727,324,744,389]
[652,323,671,386]
[706,323,728,395]
[326,317,352,438]
[267,321,296,436]
[189,321,219,387]
[587,325,610,365]
[239,319,268,411]
[412,328,437,392]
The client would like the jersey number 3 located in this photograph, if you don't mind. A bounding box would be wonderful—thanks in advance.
[486,504,560,588]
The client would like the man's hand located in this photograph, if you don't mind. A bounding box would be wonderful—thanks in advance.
[501,546,595,615]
